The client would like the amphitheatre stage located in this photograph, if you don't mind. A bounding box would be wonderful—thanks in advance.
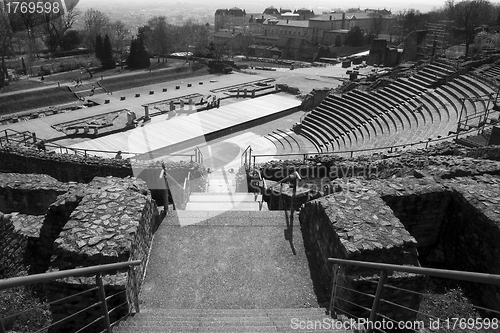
[67,94,301,159]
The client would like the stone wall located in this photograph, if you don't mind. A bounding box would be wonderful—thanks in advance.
[375,178,452,251]
[0,173,70,215]
[43,176,159,331]
[0,213,27,278]
[438,175,500,314]
[301,88,332,111]
[299,189,423,322]
[0,146,207,200]
[0,172,160,331]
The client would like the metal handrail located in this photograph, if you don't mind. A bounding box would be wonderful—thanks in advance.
[328,258,500,333]
[241,145,252,170]
[160,162,189,210]
[0,260,141,333]
[327,258,500,285]
[0,260,141,291]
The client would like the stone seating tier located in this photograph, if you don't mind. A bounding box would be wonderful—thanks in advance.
[309,112,352,149]
[301,118,332,151]
[321,99,372,141]
[302,115,337,150]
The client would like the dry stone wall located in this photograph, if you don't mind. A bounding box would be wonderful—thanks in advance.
[438,175,500,314]
[0,146,207,198]
[299,185,423,322]
[0,213,27,278]
[0,173,70,215]
[298,171,500,323]
[0,172,160,332]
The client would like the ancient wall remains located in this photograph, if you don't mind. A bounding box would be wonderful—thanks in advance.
[298,173,500,322]
[0,146,207,198]
[0,173,70,215]
[299,188,423,322]
[0,172,161,331]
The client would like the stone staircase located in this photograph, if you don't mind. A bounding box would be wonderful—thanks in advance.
[185,167,266,211]
[112,205,351,333]
[186,192,267,211]
[115,308,347,332]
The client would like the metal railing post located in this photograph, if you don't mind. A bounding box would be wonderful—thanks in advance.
[129,266,140,313]
[367,269,388,333]
[0,318,6,333]
[329,264,340,318]
[96,273,112,333]
[278,183,283,210]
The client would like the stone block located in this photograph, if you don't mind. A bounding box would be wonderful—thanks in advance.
[0,173,70,215]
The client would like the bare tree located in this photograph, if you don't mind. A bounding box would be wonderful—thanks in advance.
[0,9,14,87]
[83,8,109,51]
[448,0,494,58]
[109,20,130,64]
[42,4,79,52]
[147,16,169,62]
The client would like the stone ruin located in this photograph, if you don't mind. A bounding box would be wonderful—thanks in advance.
[260,143,500,322]
[0,173,161,332]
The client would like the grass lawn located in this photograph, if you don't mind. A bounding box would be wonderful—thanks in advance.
[0,87,77,115]
[0,79,47,93]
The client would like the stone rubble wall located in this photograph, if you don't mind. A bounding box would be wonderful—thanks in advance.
[299,173,500,323]
[44,176,159,331]
[373,178,453,251]
[0,172,161,331]
[438,175,500,314]
[0,146,207,202]
[38,189,87,264]
[0,173,70,215]
[299,190,423,322]
[0,212,27,278]
[301,88,332,111]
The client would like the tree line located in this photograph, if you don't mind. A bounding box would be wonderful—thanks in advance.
[1,0,500,85]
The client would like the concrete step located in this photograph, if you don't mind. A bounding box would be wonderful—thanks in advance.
[113,308,354,333]
[189,193,262,202]
[185,201,267,211]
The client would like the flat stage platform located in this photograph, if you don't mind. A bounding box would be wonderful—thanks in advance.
[68,94,301,159]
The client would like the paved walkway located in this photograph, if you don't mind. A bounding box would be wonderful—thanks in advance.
[141,210,317,310]
[67,94,300,158]
[0,72,274,141]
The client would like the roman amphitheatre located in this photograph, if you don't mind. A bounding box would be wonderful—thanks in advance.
[2,47,500,332]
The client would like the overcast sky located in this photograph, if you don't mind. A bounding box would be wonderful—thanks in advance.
[77,0,452,13]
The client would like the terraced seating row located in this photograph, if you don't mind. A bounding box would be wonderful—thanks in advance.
[295,63,498,154]
[478,63,500,78]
